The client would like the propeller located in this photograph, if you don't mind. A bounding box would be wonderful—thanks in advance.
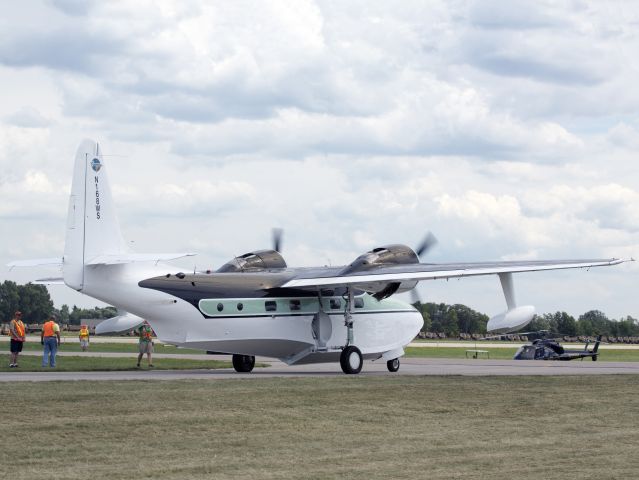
[411,231,438,306]
[272,228,283,253]
[415,231,438,259]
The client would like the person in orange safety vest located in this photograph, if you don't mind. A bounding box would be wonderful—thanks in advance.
[9,311,26,368]
[41,316,61,368]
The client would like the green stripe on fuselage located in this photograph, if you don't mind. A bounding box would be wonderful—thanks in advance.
[198,294,414,317]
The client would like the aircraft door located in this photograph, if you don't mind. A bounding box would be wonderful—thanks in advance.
[312,310,332,348]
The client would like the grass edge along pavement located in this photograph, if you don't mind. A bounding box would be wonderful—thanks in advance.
[3,340,639,363]
[0,376,638,480]
[1,339,203,354]
[405,346,639,361]
[0,354,235,372]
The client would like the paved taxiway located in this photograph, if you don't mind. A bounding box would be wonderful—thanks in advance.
[2,356,638,382]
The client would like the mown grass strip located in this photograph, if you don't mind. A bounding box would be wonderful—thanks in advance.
[405,346,639,361]
[0,354,232,372]
[4,341,638,361]
[0,340,203,354]
[0,376,638,480]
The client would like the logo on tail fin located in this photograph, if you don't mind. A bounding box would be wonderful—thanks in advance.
[91,158,102,172]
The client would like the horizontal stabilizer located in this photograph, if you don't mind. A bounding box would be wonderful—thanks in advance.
[95,311,145,335]
[7,258,63,269]
[33,277,65,285]
[86,253,196,265]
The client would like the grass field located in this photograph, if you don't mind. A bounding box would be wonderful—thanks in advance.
[4,340,639,361]
[0,340,203,354]
[0,354,232,372]
[405,346,639,362]
[1,376,638,479]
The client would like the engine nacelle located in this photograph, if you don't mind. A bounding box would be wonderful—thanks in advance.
[341,244,419,274]
[341,244,420,299]
[487,306,535,334]
[217,249,287,272]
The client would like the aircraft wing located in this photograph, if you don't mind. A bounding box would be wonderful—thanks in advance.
[86,253,196,265]
[281,258,624,288]
[33,277,65,285]
[6,257,63,269]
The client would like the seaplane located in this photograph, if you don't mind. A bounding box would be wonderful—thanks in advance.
[7,140,626,374]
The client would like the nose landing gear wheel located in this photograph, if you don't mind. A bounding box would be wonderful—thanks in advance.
[232,354,256,373]
[387,358,400,372]
[340,346,363,374]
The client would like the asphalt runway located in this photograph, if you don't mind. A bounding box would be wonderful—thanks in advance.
[2,356,639,382]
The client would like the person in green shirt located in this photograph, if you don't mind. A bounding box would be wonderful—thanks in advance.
[136,321,154,368]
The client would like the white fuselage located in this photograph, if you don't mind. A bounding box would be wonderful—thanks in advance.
[80,263,423,364]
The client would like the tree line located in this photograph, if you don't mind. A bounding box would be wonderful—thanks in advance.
[0,280,116,324]
[414,302,639,337]
[1,280,637,335]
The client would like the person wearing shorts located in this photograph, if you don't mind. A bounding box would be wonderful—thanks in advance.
[136,321,154,368]
[9,311,26,368]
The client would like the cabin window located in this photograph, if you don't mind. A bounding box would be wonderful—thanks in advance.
[321,288,334,297]
[237,303,244,311]
[330,298,341,309]
[354,298,364,308]
[265,301,277,312]
[289,299,301,311]
[217,303,224,312]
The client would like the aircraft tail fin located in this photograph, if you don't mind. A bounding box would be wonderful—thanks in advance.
[63,140,129,290]
[593,335,602,353]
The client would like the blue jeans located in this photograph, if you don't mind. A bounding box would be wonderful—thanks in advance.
[42,337,58,367]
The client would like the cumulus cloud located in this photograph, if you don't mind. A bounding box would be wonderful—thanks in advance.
[0,170,68,218]
[5,107,51,128]
[0,1,637,317]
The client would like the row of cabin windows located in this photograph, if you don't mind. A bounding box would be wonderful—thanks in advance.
[215,297,364,313]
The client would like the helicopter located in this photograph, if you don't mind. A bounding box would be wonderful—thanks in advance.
[513,332,602,361]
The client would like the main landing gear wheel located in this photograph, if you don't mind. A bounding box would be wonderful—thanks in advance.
[387,358,400,372]
[232,354,255,373]
[340,346,363,374]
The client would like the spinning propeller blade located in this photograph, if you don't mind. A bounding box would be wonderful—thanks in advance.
[410,288,422,306]
[411,231,438,305]
[415,231,438,259]
[272,228,283,253]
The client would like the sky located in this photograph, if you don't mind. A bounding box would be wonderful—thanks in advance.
[0,0,637,320]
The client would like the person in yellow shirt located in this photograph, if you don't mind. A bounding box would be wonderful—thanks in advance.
[41,315,61,368]
[9,311,26,368]
[79,324,90,351]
